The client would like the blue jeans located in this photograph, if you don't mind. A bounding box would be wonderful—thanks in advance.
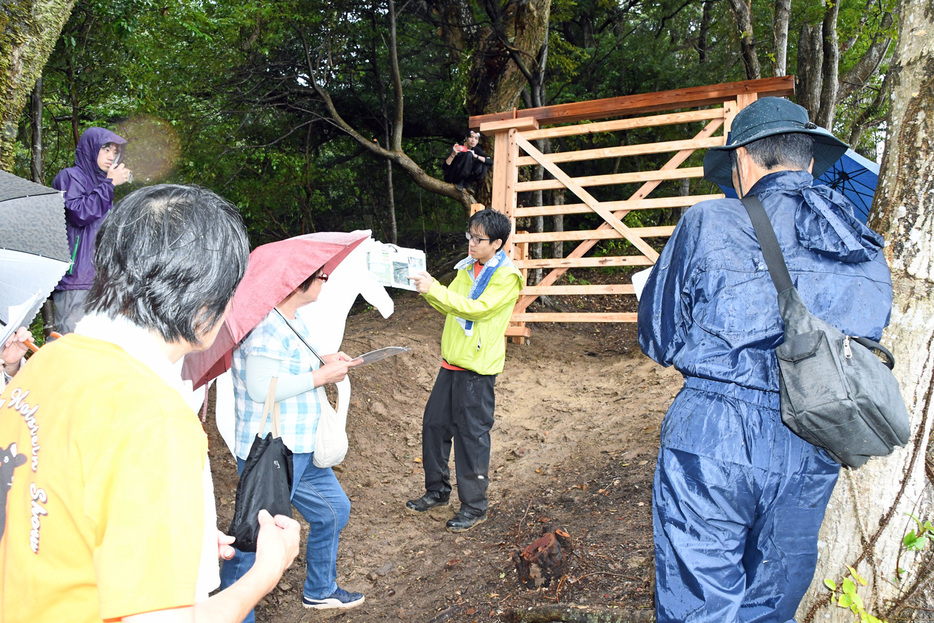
[219,453,351,622]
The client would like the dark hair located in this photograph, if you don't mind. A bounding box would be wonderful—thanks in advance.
[468,208,511,250]
[87,184,250,346]
[464,130,481,141]
[730,133,814,172]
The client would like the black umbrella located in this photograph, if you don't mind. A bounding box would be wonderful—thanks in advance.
[0,171,70,344]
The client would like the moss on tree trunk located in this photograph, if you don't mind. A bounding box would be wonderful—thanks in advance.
[0,0,76,172]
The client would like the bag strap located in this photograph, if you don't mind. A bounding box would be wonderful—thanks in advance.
[273,307,326,367]
[740,195,794,294]
[261,377,283,438]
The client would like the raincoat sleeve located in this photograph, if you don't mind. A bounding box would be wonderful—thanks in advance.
[423,270,522,321]
[57,169,116,227]
[637,212,700,367]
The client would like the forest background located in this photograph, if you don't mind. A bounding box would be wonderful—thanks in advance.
[4,0,896,253]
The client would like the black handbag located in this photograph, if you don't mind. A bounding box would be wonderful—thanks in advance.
[228,377,293,552]
[741,195,909,468]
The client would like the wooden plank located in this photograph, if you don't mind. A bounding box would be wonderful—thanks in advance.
[522,284,636,295]
[478,117,539,133]
[515,137,725,166]
[513,226,675,243]
[520,109,725,141]
[515,134,660,262]
[511,312,639,323]
[469,76,795,127]
[505,325,532,338]
[514,256,654,269]
[514,194,723,217]
[515,167,705,192]
[513,117,723,314]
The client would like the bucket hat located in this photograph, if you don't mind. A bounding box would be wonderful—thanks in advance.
[703,97,848,188]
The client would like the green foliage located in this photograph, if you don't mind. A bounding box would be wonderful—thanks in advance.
[824,566,886,623]
[11,0,895,246]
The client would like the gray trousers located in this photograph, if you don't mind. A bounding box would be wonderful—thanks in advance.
[52,289,89,335]
[421,367,496,514]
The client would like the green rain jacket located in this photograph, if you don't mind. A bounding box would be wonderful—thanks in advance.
[423,260,523,376]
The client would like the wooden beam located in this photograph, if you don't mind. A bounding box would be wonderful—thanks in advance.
[515,167,705,192]
[513,226,675,243]
[478,117,539,133]
[511,312,639,323]
[515,135,660,262]
[522,284,636,295]
[515,137,725,166]
[514,195,723,217]
[521,109,724,141]
[514,256,654,269]
[469,76,795,128]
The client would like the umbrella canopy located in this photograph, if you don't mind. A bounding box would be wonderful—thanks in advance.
[182,231,369,389]
[815,149,879,224]
[713,149,879,224]
[0,171,70,344]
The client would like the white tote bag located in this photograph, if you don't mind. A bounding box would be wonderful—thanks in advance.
[312,385,348,468]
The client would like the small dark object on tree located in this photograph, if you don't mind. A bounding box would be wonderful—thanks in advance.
[514,526,573,588]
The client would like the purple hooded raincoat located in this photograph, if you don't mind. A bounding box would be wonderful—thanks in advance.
[52,127,127,291]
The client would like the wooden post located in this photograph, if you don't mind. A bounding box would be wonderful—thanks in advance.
[482,117,538,256]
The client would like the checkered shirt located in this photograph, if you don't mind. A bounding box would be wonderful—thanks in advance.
[231,310,322,459]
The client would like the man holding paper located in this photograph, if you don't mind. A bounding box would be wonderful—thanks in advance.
[406,208,523,532]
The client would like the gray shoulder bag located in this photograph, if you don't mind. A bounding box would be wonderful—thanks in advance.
[741,195,909,468]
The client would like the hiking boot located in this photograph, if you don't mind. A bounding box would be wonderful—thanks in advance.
[445,509,488,533]
[302,587,365,610]
[405,491,450,513]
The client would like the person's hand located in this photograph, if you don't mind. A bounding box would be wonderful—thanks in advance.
[409,270,435,294]
[216,530,236,560]
[251,509,300,591]
[313,355,358,385]
[2,327,29,377]
[107,163,133,186]
[322,351,354,365]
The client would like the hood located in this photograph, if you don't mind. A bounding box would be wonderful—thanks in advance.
[75,127,127,182]
[795,184,884,264]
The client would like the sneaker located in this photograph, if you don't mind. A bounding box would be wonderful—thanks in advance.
[302,587,365,610]
[445,509,488,533]
[404,491,450,513]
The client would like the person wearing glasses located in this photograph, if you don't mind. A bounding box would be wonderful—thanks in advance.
[406,209,523,532]
[220,267,364,615]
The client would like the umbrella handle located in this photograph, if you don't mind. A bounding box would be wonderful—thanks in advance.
[25,332,62,353]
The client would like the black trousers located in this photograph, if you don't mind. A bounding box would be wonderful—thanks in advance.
[421,367,496,514]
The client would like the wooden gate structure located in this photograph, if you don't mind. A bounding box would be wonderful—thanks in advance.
[468,77,795,340]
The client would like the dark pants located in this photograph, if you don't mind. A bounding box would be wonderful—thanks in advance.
[422,367,496,514]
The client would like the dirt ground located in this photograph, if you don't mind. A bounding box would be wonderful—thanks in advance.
[206,285,683,623]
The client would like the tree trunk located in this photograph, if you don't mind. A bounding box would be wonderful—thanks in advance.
[464,0,551,115]
[797,22,824,121]
[30,76,43,183]
[798,1,934,619]
[726,0,761,80]
[815,0,841,129]
[772,0,791,77]
[0,0,76,171]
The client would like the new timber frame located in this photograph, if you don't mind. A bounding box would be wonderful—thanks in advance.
[468,76,796,340]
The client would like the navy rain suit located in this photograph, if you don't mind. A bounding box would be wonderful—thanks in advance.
[638,170,892,623]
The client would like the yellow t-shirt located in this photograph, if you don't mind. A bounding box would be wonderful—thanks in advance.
[0,334,206,622]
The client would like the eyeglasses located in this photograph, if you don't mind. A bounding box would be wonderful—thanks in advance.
[316,273,329,283]
[465,232,491,244]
